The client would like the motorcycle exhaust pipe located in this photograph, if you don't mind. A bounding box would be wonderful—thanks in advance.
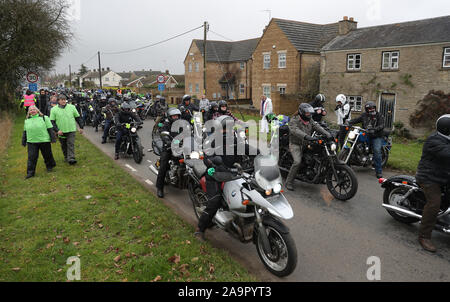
[148,165,159,176]
[382,204,422,219]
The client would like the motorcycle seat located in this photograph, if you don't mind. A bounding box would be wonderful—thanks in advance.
[185,159,207,178]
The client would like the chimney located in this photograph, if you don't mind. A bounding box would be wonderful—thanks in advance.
[107,67,110,71]
[165,70,169,74]
[338,16,357,35]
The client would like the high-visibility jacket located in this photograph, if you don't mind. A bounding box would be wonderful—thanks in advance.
[23,94,37,107]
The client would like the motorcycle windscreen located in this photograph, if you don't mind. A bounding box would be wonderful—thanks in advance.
[253,155,282,190]
[152,138,163,156]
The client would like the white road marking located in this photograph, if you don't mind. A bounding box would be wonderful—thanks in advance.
[147,160,152,163]
[145,179,154,186]
[125,164,137,172]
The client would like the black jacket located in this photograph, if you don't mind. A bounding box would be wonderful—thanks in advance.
[348,112,385,138]
[416,133,450,186]
[178,103,199,121]
[114,110,141,126]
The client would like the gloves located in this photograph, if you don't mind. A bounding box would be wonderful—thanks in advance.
[304,135,317,142]
[208,168,215,176]
[335,105,341,111]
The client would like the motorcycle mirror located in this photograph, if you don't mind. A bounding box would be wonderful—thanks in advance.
[160,131,170,137]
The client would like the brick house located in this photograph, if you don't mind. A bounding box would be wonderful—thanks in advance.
[320,15,450,133]
[184,38,259,101]
[251,18,341,114]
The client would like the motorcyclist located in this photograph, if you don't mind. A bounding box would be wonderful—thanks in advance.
[194,115,247,241]
[416,114,450,252]
[335,94,351,149]
[346,101,385,178]
[309,93,327,123]
[113,102,142,160]
[212,100,246,125]
[101,98,119,144]
[178,94,199,122]
[155,107,183,198]
[205,102,219,122]
[285,103,333,191]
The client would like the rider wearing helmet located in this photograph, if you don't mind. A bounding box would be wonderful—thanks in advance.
[347,101,385,178]
[178,94,199,122]
[205,101,219,122]
[309,93,327,123]
[285,103,332,191]
[101,98,119,144]
[212,100,246,125]
[335,94,352,149]
[155,107,182,198]
[416,114,450,252]
[113,102,142,160]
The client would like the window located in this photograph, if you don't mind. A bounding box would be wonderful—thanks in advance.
[347,54,361,71]
[195,62,200,72]
[278,52,286,68]
[262,85,271,98]
[263,53,270,69]
[217,93,221,98]
[189,83,193,93]
[212,93,217,99]
[195,84,199,93]
[240,62,245,70]
[188,63,192,72]
[239,83,245,95]
[382,51,399,70]
[443,47,450,68]
[277,84,286,95]
[348,96,363,112]
[105,77,109,82]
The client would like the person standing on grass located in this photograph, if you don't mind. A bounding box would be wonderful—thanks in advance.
[50,94,84,165]
[22,105,56,179]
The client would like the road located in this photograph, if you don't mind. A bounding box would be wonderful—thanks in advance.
[82,119,450,282]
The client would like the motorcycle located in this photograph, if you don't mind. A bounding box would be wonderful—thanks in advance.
[278,132,358,201]
[380,176,450,232]
[117,121,144,164]
[185,154,297,277]
[338,126,392,168]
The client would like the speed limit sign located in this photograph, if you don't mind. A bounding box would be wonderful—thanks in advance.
[26,72,39,83]
[157,74,165,84]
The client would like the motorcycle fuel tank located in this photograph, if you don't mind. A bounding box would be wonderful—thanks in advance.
[223,179,247,213]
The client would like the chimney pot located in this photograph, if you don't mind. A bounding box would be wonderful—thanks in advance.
[343,16,348,20]
[349,17,354,22]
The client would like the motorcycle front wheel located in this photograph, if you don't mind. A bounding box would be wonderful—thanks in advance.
[133,141,144,164]
[326,164,358,201]
[256,225,297,277]
[188,181,208,220]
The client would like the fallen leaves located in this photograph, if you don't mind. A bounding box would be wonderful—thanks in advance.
[11,267,21,272]
[168,255,180,264]
[152,275,162,282]
[113,255,121,263]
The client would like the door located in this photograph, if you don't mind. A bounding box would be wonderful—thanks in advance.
[379,93,396,130]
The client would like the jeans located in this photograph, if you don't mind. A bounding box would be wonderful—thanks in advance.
[102,119,112,141]
[371,137,383,175]
[115,129,125,154]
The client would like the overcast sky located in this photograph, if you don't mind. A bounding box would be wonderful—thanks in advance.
[53,0,450,76]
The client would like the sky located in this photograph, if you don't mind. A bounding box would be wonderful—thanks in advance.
[52,0,450,76]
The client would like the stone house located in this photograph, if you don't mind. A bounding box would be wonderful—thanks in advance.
[251,18,342,115]
[320,15,450,133]
[184,38,259,101]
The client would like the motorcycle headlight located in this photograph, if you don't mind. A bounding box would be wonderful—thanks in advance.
[273,183,282,194]
[190,151,200,159]
[239,131,246,139]
[132,109,136,113]
[131,127,137,133]
[348,131,357,140]
[89,107,94,111]
[330,143,337,152]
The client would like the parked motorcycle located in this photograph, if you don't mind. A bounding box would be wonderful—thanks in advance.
[117,121,144,164]
[380,175,450,233]
[278,133,358,201]
[186,155,297,277]
[338,125,392,168]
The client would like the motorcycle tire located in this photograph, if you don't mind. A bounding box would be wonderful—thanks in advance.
[133,141,143,164]
[337,148,350,164]
[255,225,297,277]
[383,186,421,224]
[188,180,208,220]
[381,148,389,168]
[326,164,358,201]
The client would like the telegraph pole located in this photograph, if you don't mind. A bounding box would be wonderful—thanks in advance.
[69,65,72,88]
[98,51,103,90]
[203,21,208,95]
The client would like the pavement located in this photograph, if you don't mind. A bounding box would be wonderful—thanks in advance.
[82,119,450,282]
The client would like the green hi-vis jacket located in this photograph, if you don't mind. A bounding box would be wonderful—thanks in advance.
[50,104,80,133]
[24,115,53,143]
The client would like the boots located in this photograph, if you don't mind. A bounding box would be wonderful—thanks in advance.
[418,237,437,253]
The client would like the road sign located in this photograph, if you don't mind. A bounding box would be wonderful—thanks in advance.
[26,72,39,83]
[28,83,38,92]
[158,83,165,91]
[157,74,165,84]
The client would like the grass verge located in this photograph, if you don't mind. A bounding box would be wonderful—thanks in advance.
[0,113,257,282]
[386,137,423,174]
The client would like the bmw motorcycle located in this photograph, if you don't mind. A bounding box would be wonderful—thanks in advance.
[186,154,297,277]
[278,132,358,201]
[338,126,392,168]
[380,176,450,233]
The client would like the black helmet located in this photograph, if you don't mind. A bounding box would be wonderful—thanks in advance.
[365,101,377,115]
[315,94,326,104]
[121,102,131,111]
[167,107,181,123]
[218,100,228,114]
[182,94,191,103]
[437,114,450,136]
[298,103,314,121]
[210,102,218,111]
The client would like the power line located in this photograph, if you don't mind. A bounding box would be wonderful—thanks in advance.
[102,24,205,55]
[209,30,234,42]
[82,52,98,66]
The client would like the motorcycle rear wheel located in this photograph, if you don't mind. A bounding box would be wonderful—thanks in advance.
[256,225,297,277]
[383,186,421,224]
[188,181,208,220]
[326,165,358,201]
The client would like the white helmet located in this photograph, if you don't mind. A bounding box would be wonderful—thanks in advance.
[336,94,347,104]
